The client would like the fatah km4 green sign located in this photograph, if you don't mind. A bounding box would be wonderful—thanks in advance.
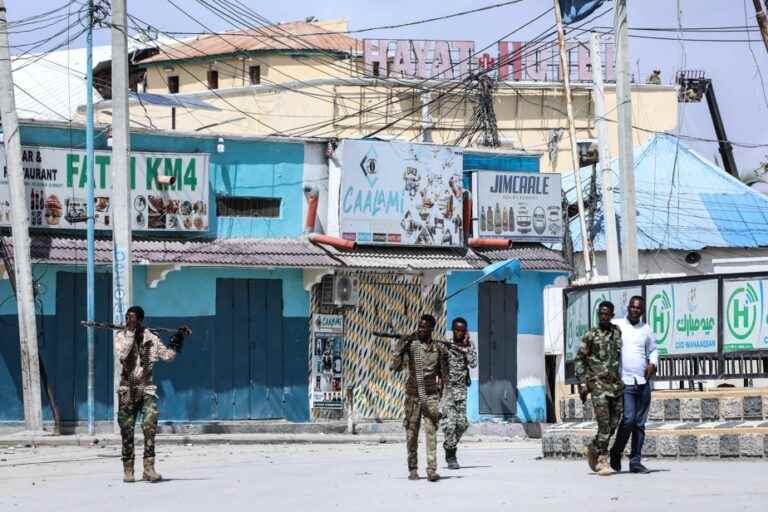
[0,146,209,232]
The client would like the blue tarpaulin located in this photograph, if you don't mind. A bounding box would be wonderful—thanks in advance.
[128,92,220,111]
[559,0,605,24]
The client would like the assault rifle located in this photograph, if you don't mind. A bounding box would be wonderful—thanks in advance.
[372,331,471,354]
[81,321,192,337]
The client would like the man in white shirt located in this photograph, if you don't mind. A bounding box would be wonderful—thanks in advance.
[610,296,659,474]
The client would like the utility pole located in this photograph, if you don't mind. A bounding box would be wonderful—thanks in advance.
[753,0,768,54]
[553,0,593,279]
[590,32,621,281]
[420,91,433,143]
[111,0,132,430]
[0,0,43,431]
[85,0,96,436]
[614,0,639,279]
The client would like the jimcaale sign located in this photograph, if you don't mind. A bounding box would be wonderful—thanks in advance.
[363,38,615,82]
[472,171,562,242]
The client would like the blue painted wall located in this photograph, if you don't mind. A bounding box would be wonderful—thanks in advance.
[18,124,306,239]
[446,270,565,423]
[0,266,310,423]
[0,124,314,423]
[462,151,540,189]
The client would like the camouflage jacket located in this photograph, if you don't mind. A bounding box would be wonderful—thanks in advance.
[116,328,176,397]
[574,325,623,397]
[390,335,449,397]
[445,340,477,401]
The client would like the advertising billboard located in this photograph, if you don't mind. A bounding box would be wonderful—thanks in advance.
[565,289,589,362]
[339,139,464,246]
[472,171,562,242]
[0,145,209,232]
[723,278,768,352]
[646,279,718,355]
[589,286,643,326]
[311,314,344,410]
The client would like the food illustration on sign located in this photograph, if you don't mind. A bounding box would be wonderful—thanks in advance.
[148,195,166,228]
[44,195,63,225]
[64,198,86,224]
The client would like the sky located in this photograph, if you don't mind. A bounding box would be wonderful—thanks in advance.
[6,0,768,174]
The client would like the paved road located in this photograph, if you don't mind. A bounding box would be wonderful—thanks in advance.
[1,440,764,511]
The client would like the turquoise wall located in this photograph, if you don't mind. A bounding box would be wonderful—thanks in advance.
[446,269,564,423]
[19,124,306,239]
[0,124,313,422]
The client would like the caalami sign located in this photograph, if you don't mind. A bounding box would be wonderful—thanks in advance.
[0,146,209,232]
[339,140,464,247]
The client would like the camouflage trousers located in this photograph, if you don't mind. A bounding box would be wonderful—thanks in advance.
[117,388,160,462]
[590,393,623,455]
[403,394,440,472]
[441,396,469,450]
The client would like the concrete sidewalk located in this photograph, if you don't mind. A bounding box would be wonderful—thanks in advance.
[0,420,539,447]
[0,431,532,448]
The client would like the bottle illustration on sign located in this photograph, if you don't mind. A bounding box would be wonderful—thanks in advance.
[487,206,494,232]
[502,207,509,232]
[517,205,531,233]
[533,206,546,234]
[508,206,515,232]
[480,207,486,231]
[494,202,502,234]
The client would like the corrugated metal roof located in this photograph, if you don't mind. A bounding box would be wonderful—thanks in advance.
[3,236,339,268]
[563,133,768,251]
[473,246,573,272]
[324,244,571,272]
[139,20,360,64]
[2,236,570,273]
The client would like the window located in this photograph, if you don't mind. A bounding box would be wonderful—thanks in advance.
[249,65,261,85]
[216,197,281,218]
[207,70,219,90]
[167,75,179,94]
[372,61,380,77]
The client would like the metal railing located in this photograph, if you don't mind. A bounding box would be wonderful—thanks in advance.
[563,271,768,384]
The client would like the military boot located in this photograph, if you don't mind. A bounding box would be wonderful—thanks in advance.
[596,454,614,476]
[408,470,419,481]
[142,457,162,482]
[426,470,440,482]
[122,459,135,483]
[445,448,460,470]
[585,443,598,472]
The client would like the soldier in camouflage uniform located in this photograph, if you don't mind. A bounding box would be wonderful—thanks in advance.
[574,301,623,476]
[116,306,184,483]
[441,317,477,470]
[390,314,449,482]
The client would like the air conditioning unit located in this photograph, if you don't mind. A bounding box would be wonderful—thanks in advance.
[333,273,360,306]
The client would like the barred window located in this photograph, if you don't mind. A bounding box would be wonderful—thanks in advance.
[216,196,281,218]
